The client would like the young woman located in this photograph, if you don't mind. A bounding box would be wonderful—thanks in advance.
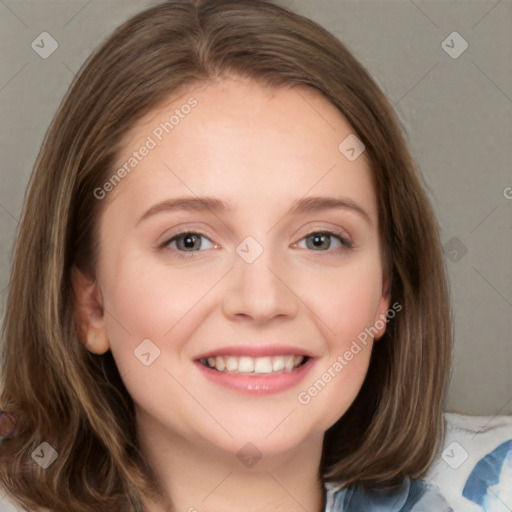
[0,1,453,510]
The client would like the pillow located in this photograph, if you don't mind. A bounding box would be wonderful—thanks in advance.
[427,412,512,512]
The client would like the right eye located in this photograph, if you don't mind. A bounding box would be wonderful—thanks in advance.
[161,231,215,256]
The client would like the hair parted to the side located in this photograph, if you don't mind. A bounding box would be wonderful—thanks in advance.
[0,0,453,510]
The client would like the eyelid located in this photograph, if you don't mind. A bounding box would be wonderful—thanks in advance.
[158,225,217,247]
[293,224,353,246]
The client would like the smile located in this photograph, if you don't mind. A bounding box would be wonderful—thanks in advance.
[195,351,315,394]
[199,355,307,375]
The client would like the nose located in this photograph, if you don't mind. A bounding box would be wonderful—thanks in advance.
[221,246,299,324]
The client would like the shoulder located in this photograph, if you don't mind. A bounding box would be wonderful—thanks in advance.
[324,478,453,512]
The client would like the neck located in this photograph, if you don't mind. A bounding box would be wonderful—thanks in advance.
[136,409,326,512]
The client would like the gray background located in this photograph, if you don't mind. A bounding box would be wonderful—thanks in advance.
[0,0,511,416]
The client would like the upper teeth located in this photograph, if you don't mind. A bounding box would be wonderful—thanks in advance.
[201,355,305,374]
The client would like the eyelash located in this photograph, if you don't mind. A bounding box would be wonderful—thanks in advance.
[159,229,353,259]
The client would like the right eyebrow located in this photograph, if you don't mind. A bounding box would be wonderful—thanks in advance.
[136,196,232,226]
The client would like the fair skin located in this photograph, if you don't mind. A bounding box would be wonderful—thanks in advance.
[72,76,390,512]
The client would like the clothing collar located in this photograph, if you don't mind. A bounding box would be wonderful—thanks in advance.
[323,479,411,512]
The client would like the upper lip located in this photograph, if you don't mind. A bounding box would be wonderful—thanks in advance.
[195,344,315,360]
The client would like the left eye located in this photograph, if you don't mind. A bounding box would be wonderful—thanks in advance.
[296,231,350,251]
[164,232,214,252]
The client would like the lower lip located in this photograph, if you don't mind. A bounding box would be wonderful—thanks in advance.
[195,358,316,394]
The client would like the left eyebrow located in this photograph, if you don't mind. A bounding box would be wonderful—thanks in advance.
[287,196,372,224]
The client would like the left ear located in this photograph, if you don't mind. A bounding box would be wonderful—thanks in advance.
[372,277,391,341]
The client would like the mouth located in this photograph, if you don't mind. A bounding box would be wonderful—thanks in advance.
[194,349,316,394]
[198,354,309,375]
[194,345,316,394]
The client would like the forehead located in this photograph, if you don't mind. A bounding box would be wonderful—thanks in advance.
[104,76,377,222]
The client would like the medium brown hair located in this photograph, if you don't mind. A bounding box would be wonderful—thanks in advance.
[0,0,452,510]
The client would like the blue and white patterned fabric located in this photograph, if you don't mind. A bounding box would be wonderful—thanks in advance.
[324,478,453,511]
[462,440,512,512]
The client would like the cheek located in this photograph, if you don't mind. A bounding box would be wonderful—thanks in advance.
[298,345,373,433]
[300,258,384,342]
[297,286,377,432]
[293,261,383,428]
[99,254,227,372]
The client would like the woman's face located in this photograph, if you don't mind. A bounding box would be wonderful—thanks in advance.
[87,76,389,458]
